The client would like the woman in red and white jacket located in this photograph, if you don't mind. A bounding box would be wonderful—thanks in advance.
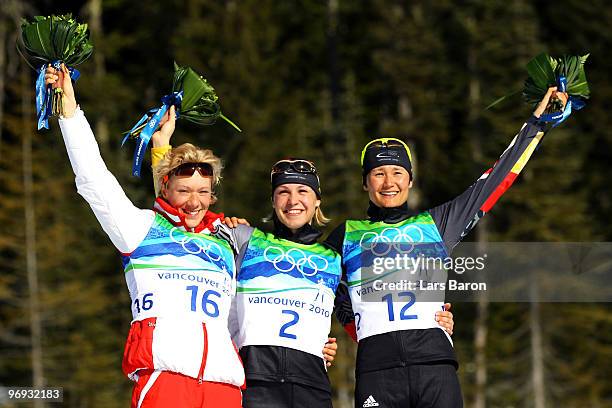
[47,65,244,407]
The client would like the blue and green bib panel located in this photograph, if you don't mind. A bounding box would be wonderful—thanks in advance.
[343,213,449,341]
[122,214,236,323]
[235,228,342,358]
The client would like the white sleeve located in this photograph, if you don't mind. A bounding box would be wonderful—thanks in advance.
[58,108,155,253]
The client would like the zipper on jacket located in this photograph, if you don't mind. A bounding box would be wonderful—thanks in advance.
[198,323,208,384]
[280,346,287,382]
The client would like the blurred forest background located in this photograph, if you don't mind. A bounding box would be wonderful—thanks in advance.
[1,0,611,407]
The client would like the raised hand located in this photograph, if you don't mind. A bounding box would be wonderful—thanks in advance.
[151,105,177,147]
[44,63,77,118]
[533,86,569,118]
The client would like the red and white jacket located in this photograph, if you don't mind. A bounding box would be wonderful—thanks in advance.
[59,109,244,387]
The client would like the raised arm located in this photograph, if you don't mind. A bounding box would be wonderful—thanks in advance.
[150,106,176,196]
[47,64,154,253]
[431,87,568,253]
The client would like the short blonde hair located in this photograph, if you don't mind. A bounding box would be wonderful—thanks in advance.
[154,143,223,188]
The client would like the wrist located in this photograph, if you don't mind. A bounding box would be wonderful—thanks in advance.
[151,145,171,151]
[151,137,171,148]
[63,98,78,119]
[62,103,78,119]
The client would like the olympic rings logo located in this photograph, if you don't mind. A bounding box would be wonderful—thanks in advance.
[359,226,424,256]
[170,227,222,262]
[263,246,329,277]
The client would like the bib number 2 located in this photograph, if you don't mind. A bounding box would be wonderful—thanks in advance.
[279,310,299,339]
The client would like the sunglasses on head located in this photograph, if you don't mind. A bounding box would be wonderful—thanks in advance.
[171,162,213,178]
[270,159,317,176]
[360,138,412,165]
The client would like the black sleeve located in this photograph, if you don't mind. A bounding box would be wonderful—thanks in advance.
[324,222,346,254]
[430,117,547,253]
[325,222,358,341]
[334,281,357,342]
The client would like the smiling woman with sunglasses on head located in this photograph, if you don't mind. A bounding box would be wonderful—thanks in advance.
[226,158,341,407]
[46,64,244,408]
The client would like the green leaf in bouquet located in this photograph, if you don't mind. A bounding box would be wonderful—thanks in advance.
[17,14,93,68]
[18,14,94,122]
[125,64,241,141]
[558,55,577,83]
[19,16,53,67]
[484,89,522,110]
[526,53,556,92]
[50,16,73,57]
[172,63,241,132]
[549,57,558,72]
[489,52,590,111]
[488,53,556,110]
[558,54,590,99]
[174,67,217,110]
[523,77,545,105]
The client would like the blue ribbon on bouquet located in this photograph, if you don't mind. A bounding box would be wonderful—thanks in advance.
[35,61,80,130]
[122,91,183,177]
[538,76,586,128]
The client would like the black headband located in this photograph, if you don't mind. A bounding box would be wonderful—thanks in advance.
[271,171,321,198]
[362,145,412,176]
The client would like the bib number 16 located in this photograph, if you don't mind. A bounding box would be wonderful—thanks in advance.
[133,293,154,314]
[186,285,220,318]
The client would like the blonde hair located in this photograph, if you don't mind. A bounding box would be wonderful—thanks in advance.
[313,207,331,226]
[153,143,223,204]
[154,143,223,200]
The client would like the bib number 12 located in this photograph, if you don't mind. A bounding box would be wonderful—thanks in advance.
[382,292,417,321]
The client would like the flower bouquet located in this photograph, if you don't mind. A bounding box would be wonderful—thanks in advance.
[17,14,93,130]
[123,62,241,177]
[487,53,589,126]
